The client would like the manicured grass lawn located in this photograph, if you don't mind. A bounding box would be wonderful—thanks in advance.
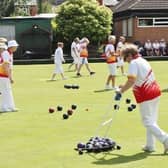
[0,61,168,168]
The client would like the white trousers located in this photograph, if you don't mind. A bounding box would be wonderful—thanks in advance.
[0,77,15,111]
[139,97,168,148]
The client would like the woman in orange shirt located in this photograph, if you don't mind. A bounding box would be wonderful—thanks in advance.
[0,40,19,112]
[105,35,118,90]
[76,37,95,76]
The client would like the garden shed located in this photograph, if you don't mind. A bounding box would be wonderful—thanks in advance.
[0,14,55,59]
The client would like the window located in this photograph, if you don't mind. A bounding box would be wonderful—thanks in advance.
[139,19,153,26]
[154,18,168,26]
[122,18,133,37]
[0,25,15,40]
[138,17,168,27]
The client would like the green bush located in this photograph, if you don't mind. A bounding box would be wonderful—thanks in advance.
[54,0,112,45]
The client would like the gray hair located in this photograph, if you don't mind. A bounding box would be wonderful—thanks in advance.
[120,43,138,59]
[108,35,116,43]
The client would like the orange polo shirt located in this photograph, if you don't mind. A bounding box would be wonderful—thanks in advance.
[0,50,12,78]
[80,43,88,58]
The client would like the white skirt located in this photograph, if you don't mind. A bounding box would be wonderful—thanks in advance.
[117,57,124,66]
[54,63,64,74]
[108,63,117,75]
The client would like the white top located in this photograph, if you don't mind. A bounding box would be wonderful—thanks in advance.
[105,44,115,57]
[79,42,87,51]
[160,42,166,48]
[71,41,79,58]
[128,57,155,87]
[144,42,152,49]
[152,42,160,49]
[1,50,13,69]
[54,47,65,64]
[116,41,124,51]
[128,56,160,103]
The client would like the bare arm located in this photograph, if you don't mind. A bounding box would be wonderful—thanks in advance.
[120,77,136,93]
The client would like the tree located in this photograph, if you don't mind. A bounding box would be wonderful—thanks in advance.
[14,0,31,16]
[41,1,52,13]
[54,0,112,45]
[0,0,15,17]
[37,0,53,13]
[37,0,42,13]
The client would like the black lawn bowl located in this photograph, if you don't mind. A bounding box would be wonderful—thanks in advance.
[64,84,72,89]
[114,104,120,110]
[77,143,85,149]
[131,104,136,109]
[57,106,63,111]
[71,104,77,110]
[116,145,121,150]
[63,113,69,119]
[128,106,133,112]
[72,84,79,89]
[78,150,83,155]
[126,98,131,104]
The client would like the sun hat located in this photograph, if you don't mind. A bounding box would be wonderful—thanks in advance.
[0,37,7,43]
[0,42,7,49]
[8,40,19,48]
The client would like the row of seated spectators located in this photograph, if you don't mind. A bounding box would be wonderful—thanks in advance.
[134,39,168,57]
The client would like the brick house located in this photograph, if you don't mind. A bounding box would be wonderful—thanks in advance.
[113,0,168,44]
[97,0,119,6]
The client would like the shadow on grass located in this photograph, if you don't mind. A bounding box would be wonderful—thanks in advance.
[0,111,18,114]
[71,75,91,78]
[46,79,57,82]
[94,89,113,93]
[92,152,165,165]
[46,79,66,82]
[64,70,76,73]
[161,88,168,93]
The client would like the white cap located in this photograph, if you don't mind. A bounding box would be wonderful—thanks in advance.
[8,40,19,48]
[0,43,7,49]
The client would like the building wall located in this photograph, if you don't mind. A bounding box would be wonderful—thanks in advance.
[114,19,134,42]
[134,18,168,43]
[114,20,122,39]
[114,17,168,44]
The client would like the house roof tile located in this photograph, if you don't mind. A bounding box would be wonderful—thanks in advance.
[114,0,168,13]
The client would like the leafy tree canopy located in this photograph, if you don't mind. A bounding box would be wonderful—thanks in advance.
[54,0,112,45]
[0,0,14,17]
